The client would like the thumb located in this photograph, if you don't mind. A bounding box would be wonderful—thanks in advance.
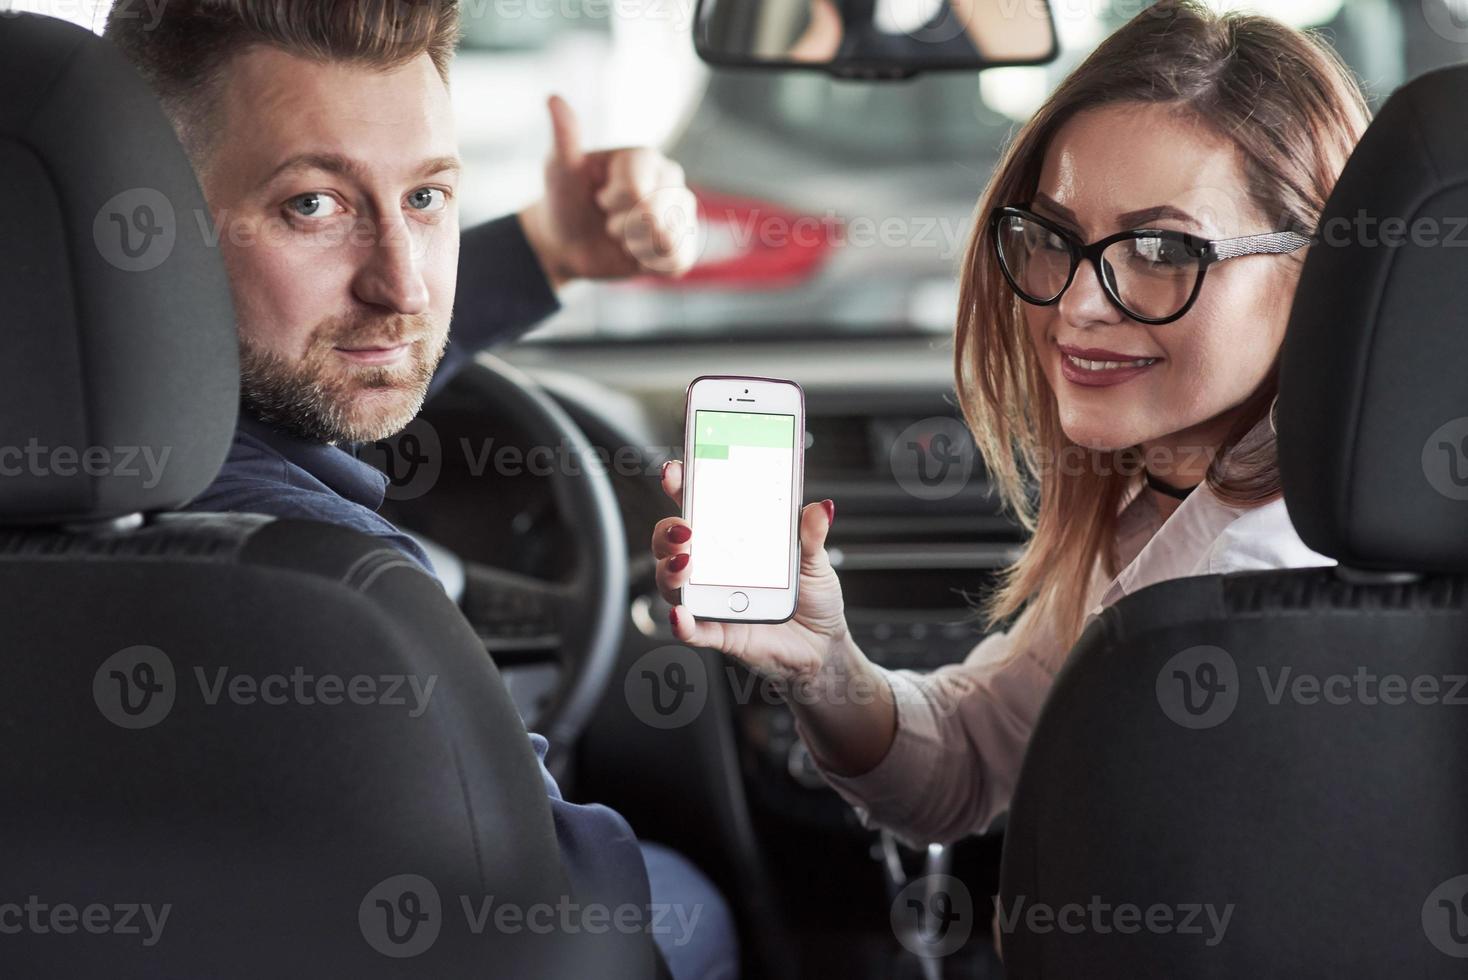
[798,499,836,567]
[547,94,584,168]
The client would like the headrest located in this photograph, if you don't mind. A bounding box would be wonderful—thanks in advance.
[0,14,237,526]
[1279,64,1468,574]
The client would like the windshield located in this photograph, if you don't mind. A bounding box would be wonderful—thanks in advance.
[31,0,1460,341]
[449,0,1468,341]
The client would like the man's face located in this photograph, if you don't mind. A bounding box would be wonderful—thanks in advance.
[200,46,460,444]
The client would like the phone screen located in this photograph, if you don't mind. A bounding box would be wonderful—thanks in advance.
[689,410,797,589]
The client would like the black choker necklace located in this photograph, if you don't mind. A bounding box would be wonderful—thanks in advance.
[1146,472,1197,501]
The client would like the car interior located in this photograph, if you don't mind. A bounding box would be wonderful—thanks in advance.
[5,0,1468,978]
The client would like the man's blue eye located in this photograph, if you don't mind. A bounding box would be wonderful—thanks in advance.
[288,193,340,218]
[408,188,447,213]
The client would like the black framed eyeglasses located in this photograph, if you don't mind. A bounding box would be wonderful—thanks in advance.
[989,205,1313,325]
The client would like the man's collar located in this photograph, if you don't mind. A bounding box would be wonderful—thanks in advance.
[236,412,389,511]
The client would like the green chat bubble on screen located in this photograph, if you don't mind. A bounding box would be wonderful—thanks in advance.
[694,411,794,459]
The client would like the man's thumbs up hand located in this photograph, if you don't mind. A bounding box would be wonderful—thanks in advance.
[520,95,700,289]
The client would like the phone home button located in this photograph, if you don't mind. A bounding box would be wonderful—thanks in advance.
[728,592,750,613]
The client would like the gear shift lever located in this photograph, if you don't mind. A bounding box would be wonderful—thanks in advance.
[880,831,954,980]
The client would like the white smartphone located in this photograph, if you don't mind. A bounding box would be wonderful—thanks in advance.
[680,376,805,624]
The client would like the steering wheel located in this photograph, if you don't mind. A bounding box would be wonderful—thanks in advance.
[372,356,628,772]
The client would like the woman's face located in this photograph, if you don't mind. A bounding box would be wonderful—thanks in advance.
[1024,102,1298,470]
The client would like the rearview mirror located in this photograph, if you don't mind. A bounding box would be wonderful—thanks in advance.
[693,0,1058,79]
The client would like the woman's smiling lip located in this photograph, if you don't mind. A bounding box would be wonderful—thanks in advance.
[1056,342,1163,388]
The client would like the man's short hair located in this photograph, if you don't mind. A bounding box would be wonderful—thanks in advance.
[104,0,462,165]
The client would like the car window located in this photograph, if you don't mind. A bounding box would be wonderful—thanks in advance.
[449,0,1466,342]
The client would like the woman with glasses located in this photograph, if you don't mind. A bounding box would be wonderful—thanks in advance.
[651,2,1367,852]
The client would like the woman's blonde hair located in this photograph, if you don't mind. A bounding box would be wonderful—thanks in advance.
[956,0,1369,652]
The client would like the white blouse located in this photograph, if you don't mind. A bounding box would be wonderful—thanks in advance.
[811,449,1335,846]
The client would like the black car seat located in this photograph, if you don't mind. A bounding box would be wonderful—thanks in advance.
[998,64,1468,977]
[0,13,654,977]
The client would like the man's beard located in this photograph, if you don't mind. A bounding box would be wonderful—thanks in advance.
[239,311,450,445]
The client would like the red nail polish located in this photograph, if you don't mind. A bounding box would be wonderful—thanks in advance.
[669,553,690,572]
[668,607,679,629]
[660,460,673,480]
[668,524,692,543]
[821,499,836,525]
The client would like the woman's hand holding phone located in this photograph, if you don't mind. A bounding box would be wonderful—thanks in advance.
[655,460,846,680]
[653,461,899,777]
